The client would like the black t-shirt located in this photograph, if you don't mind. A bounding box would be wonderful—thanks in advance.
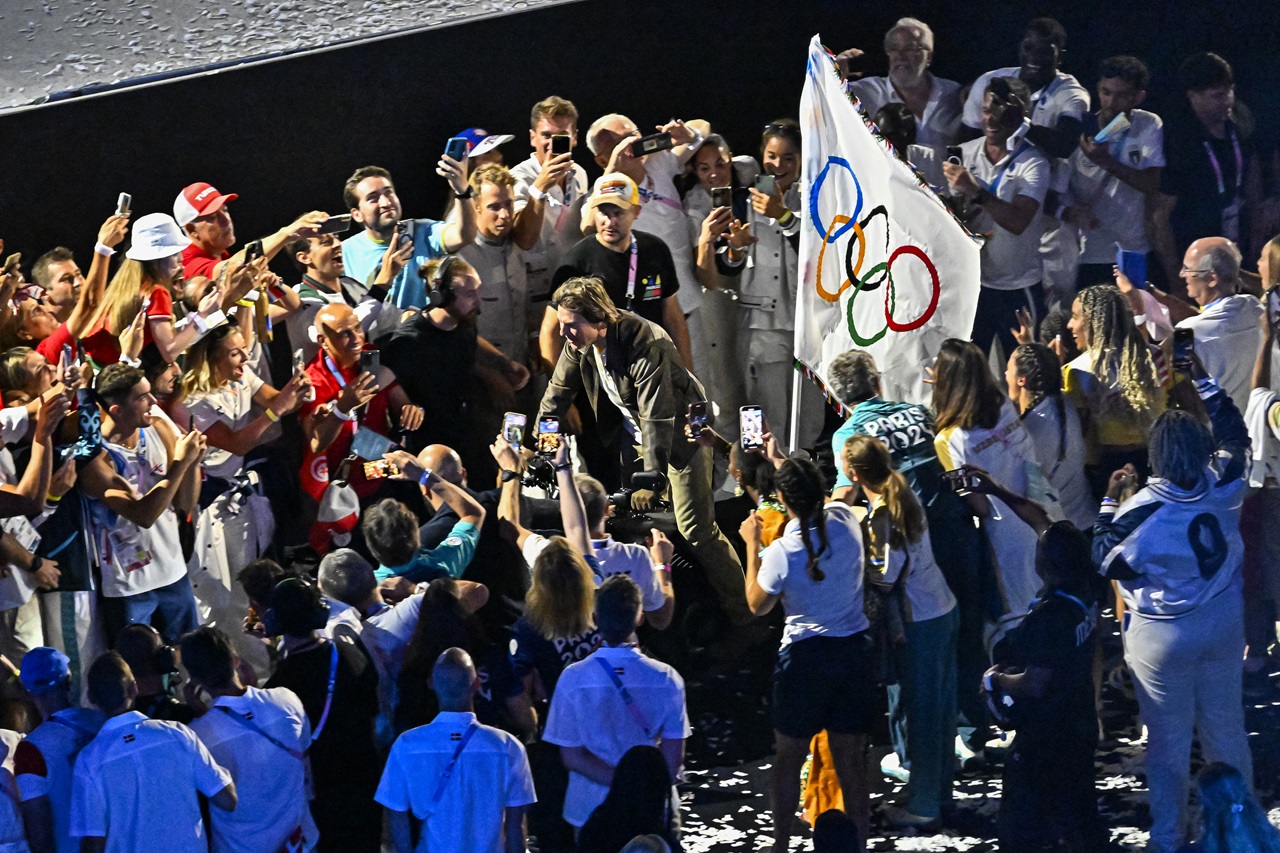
[265,632,381,790]
[1160,117,1255,249]
[1003,590,1097,733]
[376,314,480,450]
[508,617,600,700]
[553,230,680,327]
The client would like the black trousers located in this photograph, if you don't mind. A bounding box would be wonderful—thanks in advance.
[999,722,1105,852]
[972,282,1046,359]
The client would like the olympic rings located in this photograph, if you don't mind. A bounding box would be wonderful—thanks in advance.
[810,155,942,338]
[809,156,862,240]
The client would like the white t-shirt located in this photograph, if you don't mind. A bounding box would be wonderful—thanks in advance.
[190,688,317,853]
[963,68,1090,136]
[361,593,423,684]
[186,374,265,480]
[869,517,956,624]
[756,502,870,647]
[511,155,590,278]
[375,711,535,853]
[959,136,1050,290]
[542,645,690,826]
[591,537,666,613]
[1176,294,1266,413]
[849,72,964,151]
[94,427,188,598]
[16,708,105,853]
[935,402,1043,627]
[1022,397,1095,530]
[459,234,531,365]
[1067,109,1165,261]
[70,712,232,853]
[634,151,701,313]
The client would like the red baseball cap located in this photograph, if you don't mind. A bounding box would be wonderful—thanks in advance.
[173,182,238,227]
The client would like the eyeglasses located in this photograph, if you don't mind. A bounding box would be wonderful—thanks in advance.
[1179,265,1214,278]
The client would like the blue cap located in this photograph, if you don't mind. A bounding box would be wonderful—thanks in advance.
[20,647,70,693]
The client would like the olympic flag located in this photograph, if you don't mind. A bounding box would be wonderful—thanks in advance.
[796,35,981,408]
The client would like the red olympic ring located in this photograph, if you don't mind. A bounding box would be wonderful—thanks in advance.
[883,245,940,332]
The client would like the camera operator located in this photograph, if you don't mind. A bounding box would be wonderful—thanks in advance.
[538,276,751,628]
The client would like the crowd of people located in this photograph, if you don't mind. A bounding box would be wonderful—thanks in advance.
[0,12,1278,853]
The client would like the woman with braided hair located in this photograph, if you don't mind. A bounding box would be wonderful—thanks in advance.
[1064,284,1166,497]
[740,451,872,852]
[1007,343,1094,529]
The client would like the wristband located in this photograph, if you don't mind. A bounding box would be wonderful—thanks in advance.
[45,493,62,504]
[93,242,116,257]
[419,469,435,488]
[265,409,280,423]
[330,405,355,422]
[118,354,142,368]
[454,186,475,199]
[528,185,549,201]
[654,562,671,573]
[553,462,573,472]
[237,299,257,308]
[500,468,521,483]
[776,209,795,227]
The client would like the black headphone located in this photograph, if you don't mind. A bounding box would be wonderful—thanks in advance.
[262,575,329,637]
[426,256,458,310]
[116,623,179,676]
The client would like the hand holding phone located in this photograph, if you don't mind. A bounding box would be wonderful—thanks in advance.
[1172,328,1195,373]
[686,401,709,438]
[710,187,733,210]
[550,134,572,156]
[444,137,470,163]
[316,214,352,235]
[116,193,132,216]
[945,146,963,166]
[503,412,527,451]
[630,131,674,158]
[753,174,777,197]
[1266,287,1280,331]
[359,349,381,378]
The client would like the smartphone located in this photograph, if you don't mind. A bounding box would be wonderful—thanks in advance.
[351,426,396,461]
[316,214,352,235]
[503,412,527,450]
[1265,286,1280,330]
[711,186,732,209]
[2,253,20,275]
[536,416,562,458]
[359,349,380,377]
[361,459,400,480]
[630,131,674,158]
[740,405,764,451]
[687,401,709,433]
[292,348,316,401]
[394,220,412,247]
[242,240,263,266]
[115,192,132,216]
[550,134,572,156]
[945,145,963,166]
[1172,328,1195,372]
[753,174,777,196]
[444,136,470,163]
[942,468,981,495]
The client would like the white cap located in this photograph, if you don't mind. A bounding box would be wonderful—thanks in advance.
[125,213,191,262]
[469,134,514,158]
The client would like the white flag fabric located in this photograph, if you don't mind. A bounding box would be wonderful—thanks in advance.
[796,34,981,408]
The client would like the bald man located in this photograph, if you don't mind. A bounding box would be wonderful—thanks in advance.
[298,303,424,503]
[377,648,535,853]
[415,443,531,627]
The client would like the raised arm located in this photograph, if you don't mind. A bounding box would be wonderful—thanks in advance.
[68,215,130,338]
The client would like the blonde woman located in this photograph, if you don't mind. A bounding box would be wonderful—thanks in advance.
[81,214,224,366]
[1063,284,1165,495]
[179,318,309,674]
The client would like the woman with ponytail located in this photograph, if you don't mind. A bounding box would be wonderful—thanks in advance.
[1007,343,1094,529]
[1185,762,1280,853]
[739,449,872,851]
[842,434,958,830]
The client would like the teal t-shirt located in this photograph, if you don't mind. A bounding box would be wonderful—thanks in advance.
[374,520,479,583]
[341,218,446,311]
[832,397,940,490]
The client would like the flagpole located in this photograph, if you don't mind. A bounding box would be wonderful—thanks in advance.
[788,369,802,453]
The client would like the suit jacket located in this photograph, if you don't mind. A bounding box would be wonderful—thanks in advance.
[538,312,705,472]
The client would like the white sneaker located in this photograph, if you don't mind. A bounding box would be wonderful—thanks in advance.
[879,751,910,783]
[954,735,985,771]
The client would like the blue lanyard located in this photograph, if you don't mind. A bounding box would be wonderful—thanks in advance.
[1203,128,1243,198]
[987,141,1031,196]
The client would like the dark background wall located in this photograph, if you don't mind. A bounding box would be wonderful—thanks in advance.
[1,0,1277,271]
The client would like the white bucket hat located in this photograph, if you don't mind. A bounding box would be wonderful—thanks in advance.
[125,213,192,261]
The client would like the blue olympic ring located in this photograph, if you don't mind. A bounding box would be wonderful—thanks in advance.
[809,156,862,242]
